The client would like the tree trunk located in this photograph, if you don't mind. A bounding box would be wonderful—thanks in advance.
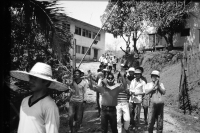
[163,34,174,51]
[133,38,138,54]
[168,33,174,50]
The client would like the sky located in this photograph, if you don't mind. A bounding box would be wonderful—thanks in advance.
[56,0,127,51]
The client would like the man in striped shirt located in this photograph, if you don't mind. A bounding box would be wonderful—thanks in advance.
[69,69,88,133]
[116,78,130,133]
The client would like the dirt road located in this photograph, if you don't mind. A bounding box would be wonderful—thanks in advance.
[59,62,199,133]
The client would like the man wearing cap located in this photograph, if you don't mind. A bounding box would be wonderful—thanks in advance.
[145,70,166,133]
[10,62,69,133]
[88,72,127,133]
[126,67,135,83]
[69,69,88,133]
[129,68,146,129]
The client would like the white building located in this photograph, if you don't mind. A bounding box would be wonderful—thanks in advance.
[135,2,200,50]
[66,16,105,61]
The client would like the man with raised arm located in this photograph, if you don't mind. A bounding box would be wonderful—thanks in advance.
[88,71,127,133]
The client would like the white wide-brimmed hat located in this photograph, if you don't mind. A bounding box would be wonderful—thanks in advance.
[10,62,69,91]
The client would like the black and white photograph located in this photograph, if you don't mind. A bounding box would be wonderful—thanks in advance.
[2,0,200,133]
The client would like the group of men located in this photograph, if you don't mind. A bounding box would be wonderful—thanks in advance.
[87,63,166,133]
[98,54,118,72]
[11,60,166,133]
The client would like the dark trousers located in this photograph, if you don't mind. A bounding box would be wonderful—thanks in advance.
[143,106,148,122]
[113,64,116,71]
[69,101,83,132]
[129,102,136,126]
[148,103,164,133]
[96,92,101,116]
[101,106,118,133]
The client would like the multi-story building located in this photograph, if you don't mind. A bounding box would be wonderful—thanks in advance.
[65,16,105,61]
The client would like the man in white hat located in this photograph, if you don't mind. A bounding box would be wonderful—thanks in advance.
[129,68,146,129]
[126,67,135,83]
[10,62,69,133]
[145,70,166,133]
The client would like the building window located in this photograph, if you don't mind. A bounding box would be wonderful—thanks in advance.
[93,32,97,39]
[82,46,91,55]
[97,34,101,41]
[76,45,81,54]
[88,48,91,55]
[93,32,101,41]
[82,29,86,37]
[181,28,190,36]
[88,31,91,38]
[66,24,70,31]
[148,34,161,47]
[75,26,81,35]
[82,46,86,54]
[85,30,88,37]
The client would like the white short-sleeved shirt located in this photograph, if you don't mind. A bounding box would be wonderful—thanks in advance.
[129,78,146,103]
[17,95,59,133]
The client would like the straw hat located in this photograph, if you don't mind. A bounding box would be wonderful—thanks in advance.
[10,62,69,91]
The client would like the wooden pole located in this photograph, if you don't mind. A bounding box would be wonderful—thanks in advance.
[73,39,76,69]
[77,0,120,69]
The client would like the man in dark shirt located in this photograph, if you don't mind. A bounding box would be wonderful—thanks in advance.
[88,72,127,133]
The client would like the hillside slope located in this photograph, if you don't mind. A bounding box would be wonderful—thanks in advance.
[142,51,200,115]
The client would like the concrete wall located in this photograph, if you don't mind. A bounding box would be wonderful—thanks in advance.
[68,18,105,61]
[173,2,200,49]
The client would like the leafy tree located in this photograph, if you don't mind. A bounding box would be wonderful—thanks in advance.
[101,0,151,54]
[10,0,73,70]
[4,1,73,132]
[146,1,194,49]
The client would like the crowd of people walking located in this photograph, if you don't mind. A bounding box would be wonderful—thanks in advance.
[10,53,166,133]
